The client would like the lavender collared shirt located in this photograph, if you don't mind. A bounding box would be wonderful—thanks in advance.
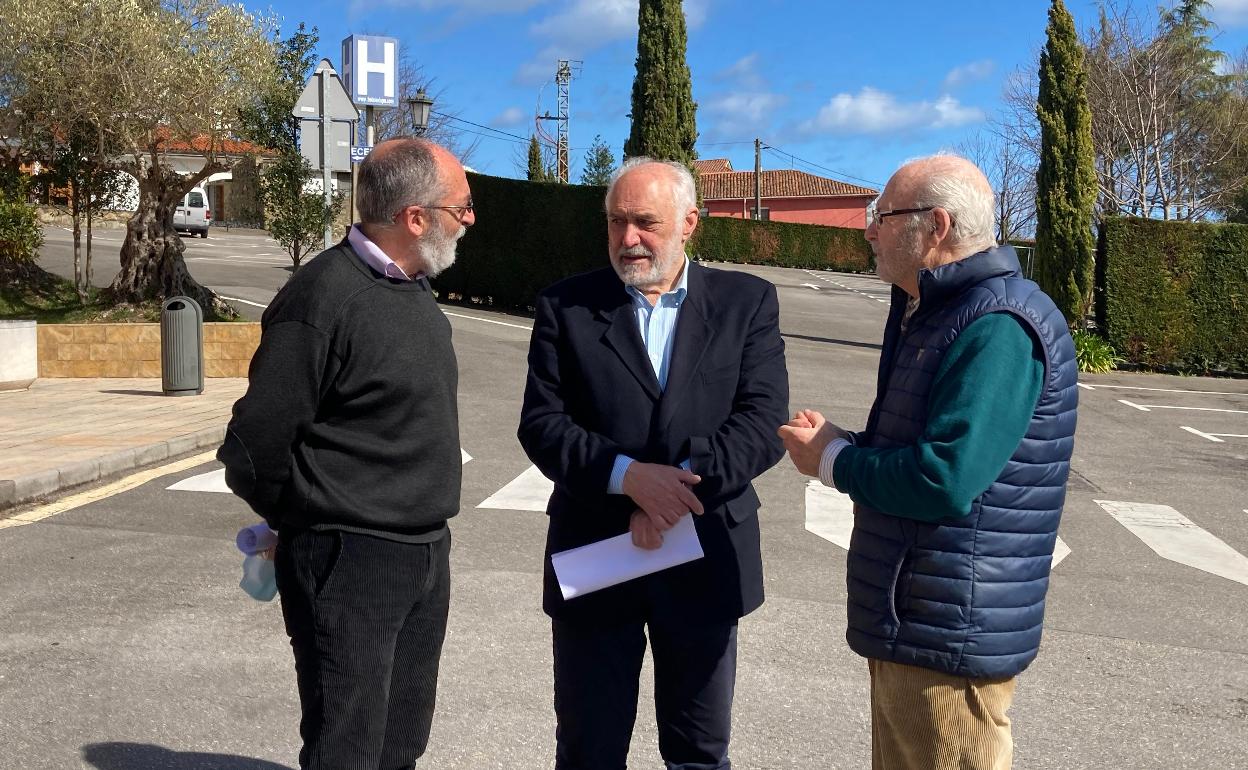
[347,224,424,281]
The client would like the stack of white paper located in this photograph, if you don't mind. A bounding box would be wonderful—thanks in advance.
[551,514,704,600]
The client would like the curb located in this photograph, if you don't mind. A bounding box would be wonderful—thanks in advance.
[0,426,226,511]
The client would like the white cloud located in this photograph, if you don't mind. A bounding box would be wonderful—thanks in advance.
[800,87,984,136]
[515,0,711,85]
[491,107,528,127]
[1210,0,1248,27]
[704,91,788,126]
[942,59,995,90]
[348,0,543,16]
[714,53,765,89]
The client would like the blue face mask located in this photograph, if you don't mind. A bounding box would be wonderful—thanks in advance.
[240,553,278,602]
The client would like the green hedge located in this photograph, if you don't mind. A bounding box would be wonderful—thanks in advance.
[1097,216,1248,373]
[0,190,43,263]
[691,215,873,272]
[433,173,606,310]
[434,172,874,311]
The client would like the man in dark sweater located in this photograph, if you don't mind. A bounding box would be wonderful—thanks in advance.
[779,155,1077,769]
[218,138,475,770]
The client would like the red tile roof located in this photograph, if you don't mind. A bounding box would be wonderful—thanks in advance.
[694,158,734,174]
[152,127,275,156]
[700,168,877,200]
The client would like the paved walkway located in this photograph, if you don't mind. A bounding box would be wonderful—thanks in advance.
[0,378,247,510]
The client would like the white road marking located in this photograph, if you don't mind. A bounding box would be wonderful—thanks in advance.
[1082,383,1248,397]
[443,311,532,331]
[476,465,552,511]
[800,283,822,291]
[1051,537,1071,568]
[167,468,229,493]
[804,480,853,549]
[1119,399,1248,415]
[1181,426,1225,443]
[0,451,219,529]
[1077,382,1095,391]
[1096,500,1248,587]
[461,449,472,464]
[217,295,270,309]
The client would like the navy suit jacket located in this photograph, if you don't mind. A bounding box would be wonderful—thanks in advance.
[517,262,789,624]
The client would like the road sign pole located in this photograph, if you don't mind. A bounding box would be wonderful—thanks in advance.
[320,69,333,249]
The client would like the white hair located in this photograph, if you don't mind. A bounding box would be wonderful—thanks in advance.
[902,152,997,253]
[605,157,697,217]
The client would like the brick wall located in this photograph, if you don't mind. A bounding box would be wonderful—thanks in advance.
[37,323,260,378]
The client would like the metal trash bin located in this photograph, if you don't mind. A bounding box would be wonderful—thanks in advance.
[160,296,204,396]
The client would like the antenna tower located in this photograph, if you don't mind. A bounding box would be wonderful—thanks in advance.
[536,59,582,182]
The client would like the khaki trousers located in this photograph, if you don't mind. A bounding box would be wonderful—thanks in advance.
[868,659,1017,770]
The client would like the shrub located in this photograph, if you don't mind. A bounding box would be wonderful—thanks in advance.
[691,216,873,272]
[1072,330,1121,373]
[1097,216,1248,374]
[0,189,43,263]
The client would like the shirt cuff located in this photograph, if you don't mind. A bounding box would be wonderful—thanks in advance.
[679,458,691,472]
[818,439,852,490]
[608,455,635,495]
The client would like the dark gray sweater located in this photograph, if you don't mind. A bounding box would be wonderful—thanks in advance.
[218,241,460,541]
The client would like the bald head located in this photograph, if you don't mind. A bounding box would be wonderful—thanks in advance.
[358,138,456,224]
[886,153,997,255]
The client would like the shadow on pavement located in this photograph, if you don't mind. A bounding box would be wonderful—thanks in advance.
[98,390,165,397]
[82,743,293,770]
[781,332,883,351]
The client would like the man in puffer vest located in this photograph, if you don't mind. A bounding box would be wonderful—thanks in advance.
[779,154,1078,770]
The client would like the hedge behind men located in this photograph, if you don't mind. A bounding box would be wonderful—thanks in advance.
[518,158,788,769]
[779,154,1077,769]
[218,138,475,769]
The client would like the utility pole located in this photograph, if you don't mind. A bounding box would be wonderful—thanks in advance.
[537,59,582,183]
[754,137,762,220]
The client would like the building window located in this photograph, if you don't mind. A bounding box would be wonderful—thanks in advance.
[748,206,770,221]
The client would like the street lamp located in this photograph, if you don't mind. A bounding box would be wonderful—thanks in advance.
[407,89,434,136]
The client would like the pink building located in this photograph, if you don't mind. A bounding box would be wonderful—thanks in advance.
[694,159,877,229]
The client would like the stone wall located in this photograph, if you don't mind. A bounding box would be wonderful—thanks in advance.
[37,323,260,378]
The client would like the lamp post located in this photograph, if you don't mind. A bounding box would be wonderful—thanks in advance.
[407,89,434,136]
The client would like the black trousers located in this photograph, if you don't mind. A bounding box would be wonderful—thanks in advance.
[275,528,451,770]
[552,616,738,770]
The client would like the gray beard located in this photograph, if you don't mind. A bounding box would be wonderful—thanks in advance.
[420,225,465,278]
[613,247,680,289]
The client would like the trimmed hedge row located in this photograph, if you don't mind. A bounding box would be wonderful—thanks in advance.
[433,173,607,310]
[691,215,873,272]
[1097,216,1248,373]
[434,173,874,311]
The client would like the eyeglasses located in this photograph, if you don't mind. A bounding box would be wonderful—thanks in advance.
[866,205,935,228]
[393,202,475,223]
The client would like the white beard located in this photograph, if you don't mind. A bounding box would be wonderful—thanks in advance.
[613,244,682,290]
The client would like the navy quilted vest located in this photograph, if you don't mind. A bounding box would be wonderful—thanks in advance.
[846,245,1078,679]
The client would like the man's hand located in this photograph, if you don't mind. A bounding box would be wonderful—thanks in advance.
[629,509,664,550]
[621,462,703,531]
[777,409,850,477]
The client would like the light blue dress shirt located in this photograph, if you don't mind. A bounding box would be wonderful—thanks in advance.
[608,258,693,494]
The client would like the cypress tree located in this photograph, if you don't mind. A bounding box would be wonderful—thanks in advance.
[1035,0,1098,328]
[623,0,698,166]
[527,135,550,182]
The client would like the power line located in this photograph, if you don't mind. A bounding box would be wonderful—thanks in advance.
[432,111,530,143]
[761,144,883,189]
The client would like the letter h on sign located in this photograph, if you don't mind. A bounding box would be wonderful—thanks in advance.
[341,35,398,108]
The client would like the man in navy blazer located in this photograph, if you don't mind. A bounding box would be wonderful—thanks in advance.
[518,157,789,770]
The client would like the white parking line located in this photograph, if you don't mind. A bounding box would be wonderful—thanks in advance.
[800,283,822,291]
[1084,383,1248,397]
[443,311,532,331]
[1119,398,1248,415]
[1096,500,1248,587]
[1181,426,1248,443]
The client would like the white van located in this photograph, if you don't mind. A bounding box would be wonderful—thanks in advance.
[173,186,210,239]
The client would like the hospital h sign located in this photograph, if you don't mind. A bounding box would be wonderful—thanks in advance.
[341,35,398,108]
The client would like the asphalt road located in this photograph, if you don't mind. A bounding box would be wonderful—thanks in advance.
[5,226,1246,769]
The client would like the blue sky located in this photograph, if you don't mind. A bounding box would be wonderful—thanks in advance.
[257,0,1248,191]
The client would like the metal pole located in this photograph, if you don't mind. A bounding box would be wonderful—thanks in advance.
[754,138,762,220]
[320,69,333,248]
